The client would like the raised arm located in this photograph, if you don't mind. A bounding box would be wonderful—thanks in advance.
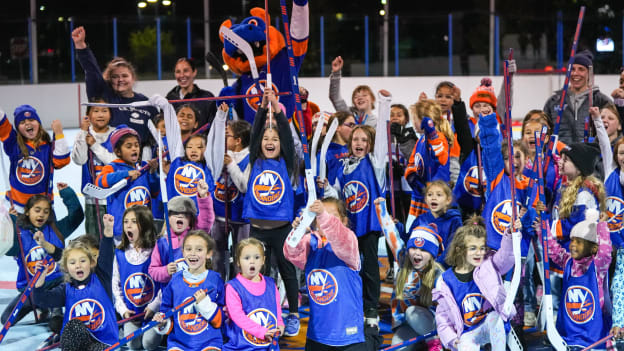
[328,57,350,112]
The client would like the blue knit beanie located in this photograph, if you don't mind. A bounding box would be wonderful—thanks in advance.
[13,105,42,126]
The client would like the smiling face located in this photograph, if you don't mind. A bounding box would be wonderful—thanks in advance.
[169,212,191,234]
[569,64,589,93]
[185,136,206,162]
[88,107,111,132]
[26,199,51,228]
[471,101,493,119]
[601,108,622,140]
[66,249,94,281]
[123,211,139,245]
[17,118,40,141]
[177,107,198,134]
[390,106,408,126]
[183,235,212,274]
[559,153,581,180]
[425,184,451,218]
[174,61,197,91]
[407,247,433,271]
[522,121,544,154]
[117,136,140,165]
[465,235,487,268]
[350,128,370,158]
[569,237,595,260]
[352,89,374,113]
[261,128,281,159]
[238,244,265,281]
[109,66,135,97]
[435,86,454,114]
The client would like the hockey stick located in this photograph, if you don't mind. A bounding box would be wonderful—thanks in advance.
[310,112,328,178]
[81,92,292,109]
[87,148,104,240]
[205,51,229,87]
[219,27,259,81]
[584,64,594,143]
[269,331,280,351]
[158,132,175,260]
[580,333,614,351]
[535,127,567,351]
[386,121,396,217]
[380,331,437,351]
[103,288,214,351]
[318,118,339,183]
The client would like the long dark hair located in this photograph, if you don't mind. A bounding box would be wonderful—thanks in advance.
[117,205,157,251]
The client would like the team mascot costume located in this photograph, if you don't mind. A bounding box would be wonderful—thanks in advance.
[218,0,309,123]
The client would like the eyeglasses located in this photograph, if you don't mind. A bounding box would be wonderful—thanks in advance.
[342,122,356,128]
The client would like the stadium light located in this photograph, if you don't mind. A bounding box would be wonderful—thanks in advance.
[138,1,147,8]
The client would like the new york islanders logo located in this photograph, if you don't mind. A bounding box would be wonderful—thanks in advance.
[124,186,151,208]
[463,165,487,197]
[175,257,189,272]
[173,164,205,196]
[461,293,486,326]
[252,171,284,205]
[564,285,595,324]
[245,80,277,112]
[412,154,424,178]
[343,180,369,214]
[307,269,338,305]
[123,273,155,307]
[16,157,44,186]
[214,176,239,203]
[490,200,520,235]
[413,237,425,247]
[25,246,57,277]
[606,196,624,233]
[243,308,278,346]
[69,299,106,330]
[177,297,208,335]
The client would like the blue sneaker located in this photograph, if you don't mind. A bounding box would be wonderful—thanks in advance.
[283,314,300,337]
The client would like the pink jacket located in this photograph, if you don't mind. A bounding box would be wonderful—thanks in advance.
[432,231,516,350]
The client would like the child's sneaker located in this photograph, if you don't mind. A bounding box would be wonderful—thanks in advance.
[524,311,537,327]
[426,338,443,351]
[283,314,300,337]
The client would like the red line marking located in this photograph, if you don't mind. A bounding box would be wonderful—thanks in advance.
[0,281,16,289]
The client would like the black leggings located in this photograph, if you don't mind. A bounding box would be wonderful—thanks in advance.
[358,231,380,318]
[61,319,107,351]
[250,224,299,314]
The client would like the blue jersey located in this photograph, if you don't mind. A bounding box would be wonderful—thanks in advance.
[243,158,294,222]
[325,142,349,186]
[15,226,64,290]
[166,157,216,213]
[63,273,118,345]
[453,150,487,212]
[305,235,365,346]
[80,136,114,193]
[442,269,490,333]
[212,155,250,223]
[556,259,610,348]
[605,169,624,248]
[223,276,280,351]
[115,249,160,313]
[160,271,225,351]
[156,236,189,272]
[338,156,383,237]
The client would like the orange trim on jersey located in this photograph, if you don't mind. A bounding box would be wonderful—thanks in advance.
[555,220,564,241]
[52,155,70,169]
[292,38,308,57]
[7,187,48,208]
[209,309,223,328]
[96,164,115,188]
[450,134,460,158]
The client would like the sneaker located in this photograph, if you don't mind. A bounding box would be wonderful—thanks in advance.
[283,314,300,337]
[524,311,537,327]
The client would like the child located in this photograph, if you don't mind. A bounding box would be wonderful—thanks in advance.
[430,81,464,185]
[0,105,70,211]
[243,88,301,336]
[433,216,519,350]
[223,237,285,350]
[211,119,252,279]
[374,197,444,351]
[149,185,215,284]
[33,214,117,349]
[1,182,84,330]
[285,198,365,350]
[324,89,392,328]
[153,230,225,351]
[112,205,162,351]
[320,111,355,188]
[329,56,377,127]
[388,104,417,223]
[545,209,612,349]
[72,99,116,241]
[95,125,158,242]
[176,104,200,141]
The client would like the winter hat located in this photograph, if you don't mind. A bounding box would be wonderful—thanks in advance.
[561,142,600,177]
[109,124,140,150]
[406,223,444,258]
[572,49,594,68]
[13,105,42,126]
[469,78,497,109]
[570,208,600,244]
[168,196,198,217]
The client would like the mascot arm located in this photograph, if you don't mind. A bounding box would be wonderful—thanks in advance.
[290,0,309,64]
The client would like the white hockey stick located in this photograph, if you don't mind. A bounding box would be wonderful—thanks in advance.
[81,101,153,108]
[310,113,327,176]
[219,26,259,80]
[318,119,338,181]
[82,178,128,200]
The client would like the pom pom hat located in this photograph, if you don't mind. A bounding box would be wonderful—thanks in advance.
[109,124,140,150]
[469,78,497,109]
[14,104,42,126]
[560,142,600,177]
[406,223,444,258]
[570,208,600,244]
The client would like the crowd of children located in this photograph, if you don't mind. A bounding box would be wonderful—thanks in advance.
[2,22,624,351]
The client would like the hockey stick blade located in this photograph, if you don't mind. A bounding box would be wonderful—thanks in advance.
[219,26,259,80]
[82,179,128,200]
[286,209,316,248]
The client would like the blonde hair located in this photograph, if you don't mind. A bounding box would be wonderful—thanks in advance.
[559,176,606,219]
[60,240,97,282]
[411,99,454,148]
[395,252,442,307]
[103,57,137,83]
[445,216,487,268]
[347,125,376,155]
[234,238,266,271]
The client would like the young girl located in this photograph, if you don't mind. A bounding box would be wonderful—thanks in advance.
[1,182,84,329]
[153,230,225,351]
[430,81,464,185]
[33,214,117,350]
[223,237,285,350]
[320,111,355,188]
[388,104,417,223]
[176,104,200,141]
[211,119,252,279]
[0,105,70,211]
[545,209,612,349]
[329,56,377,127]
[149,183,215,284]
[374,197,443,351]
[243,88,301,336]
[433,216,519,350]
[112,205,162,351]
[324,89,392,328]
[72,99,116,240]
[285,198,365,350]
[95,126,158,242]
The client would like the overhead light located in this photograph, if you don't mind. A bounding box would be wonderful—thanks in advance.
[57,17,64,22]
[162,0,172,5]
[39,5,45,11]
[223,64,230,71]
[138,1,147,8]
[379,9,386,16]
[147,0,157,2]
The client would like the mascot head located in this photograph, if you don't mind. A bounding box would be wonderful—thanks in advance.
[219,8,286,76]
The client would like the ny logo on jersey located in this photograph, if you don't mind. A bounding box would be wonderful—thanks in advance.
[178,297,208,335]
[412,154,424,178]
[461,293,486,326]
[174,164,204,196]
[252,170,284,205]
[124,273,155,307]
[491,200,521,235]
[565,285,595,324]
[70,299,105,330]
[343,180,369,214]
[16,157,44,186]
[214,176,239,203]
[244,308,278,346]
[606,196,624,233]
[245,80,277,112]
[463,165,487,197]
[307,269,338,305]
[26,246,56,276]
[124,186,151,208]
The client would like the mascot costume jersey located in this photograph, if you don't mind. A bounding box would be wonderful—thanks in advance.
[218,0,309,123]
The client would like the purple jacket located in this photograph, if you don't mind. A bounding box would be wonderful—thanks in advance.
[432,231,516,350]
